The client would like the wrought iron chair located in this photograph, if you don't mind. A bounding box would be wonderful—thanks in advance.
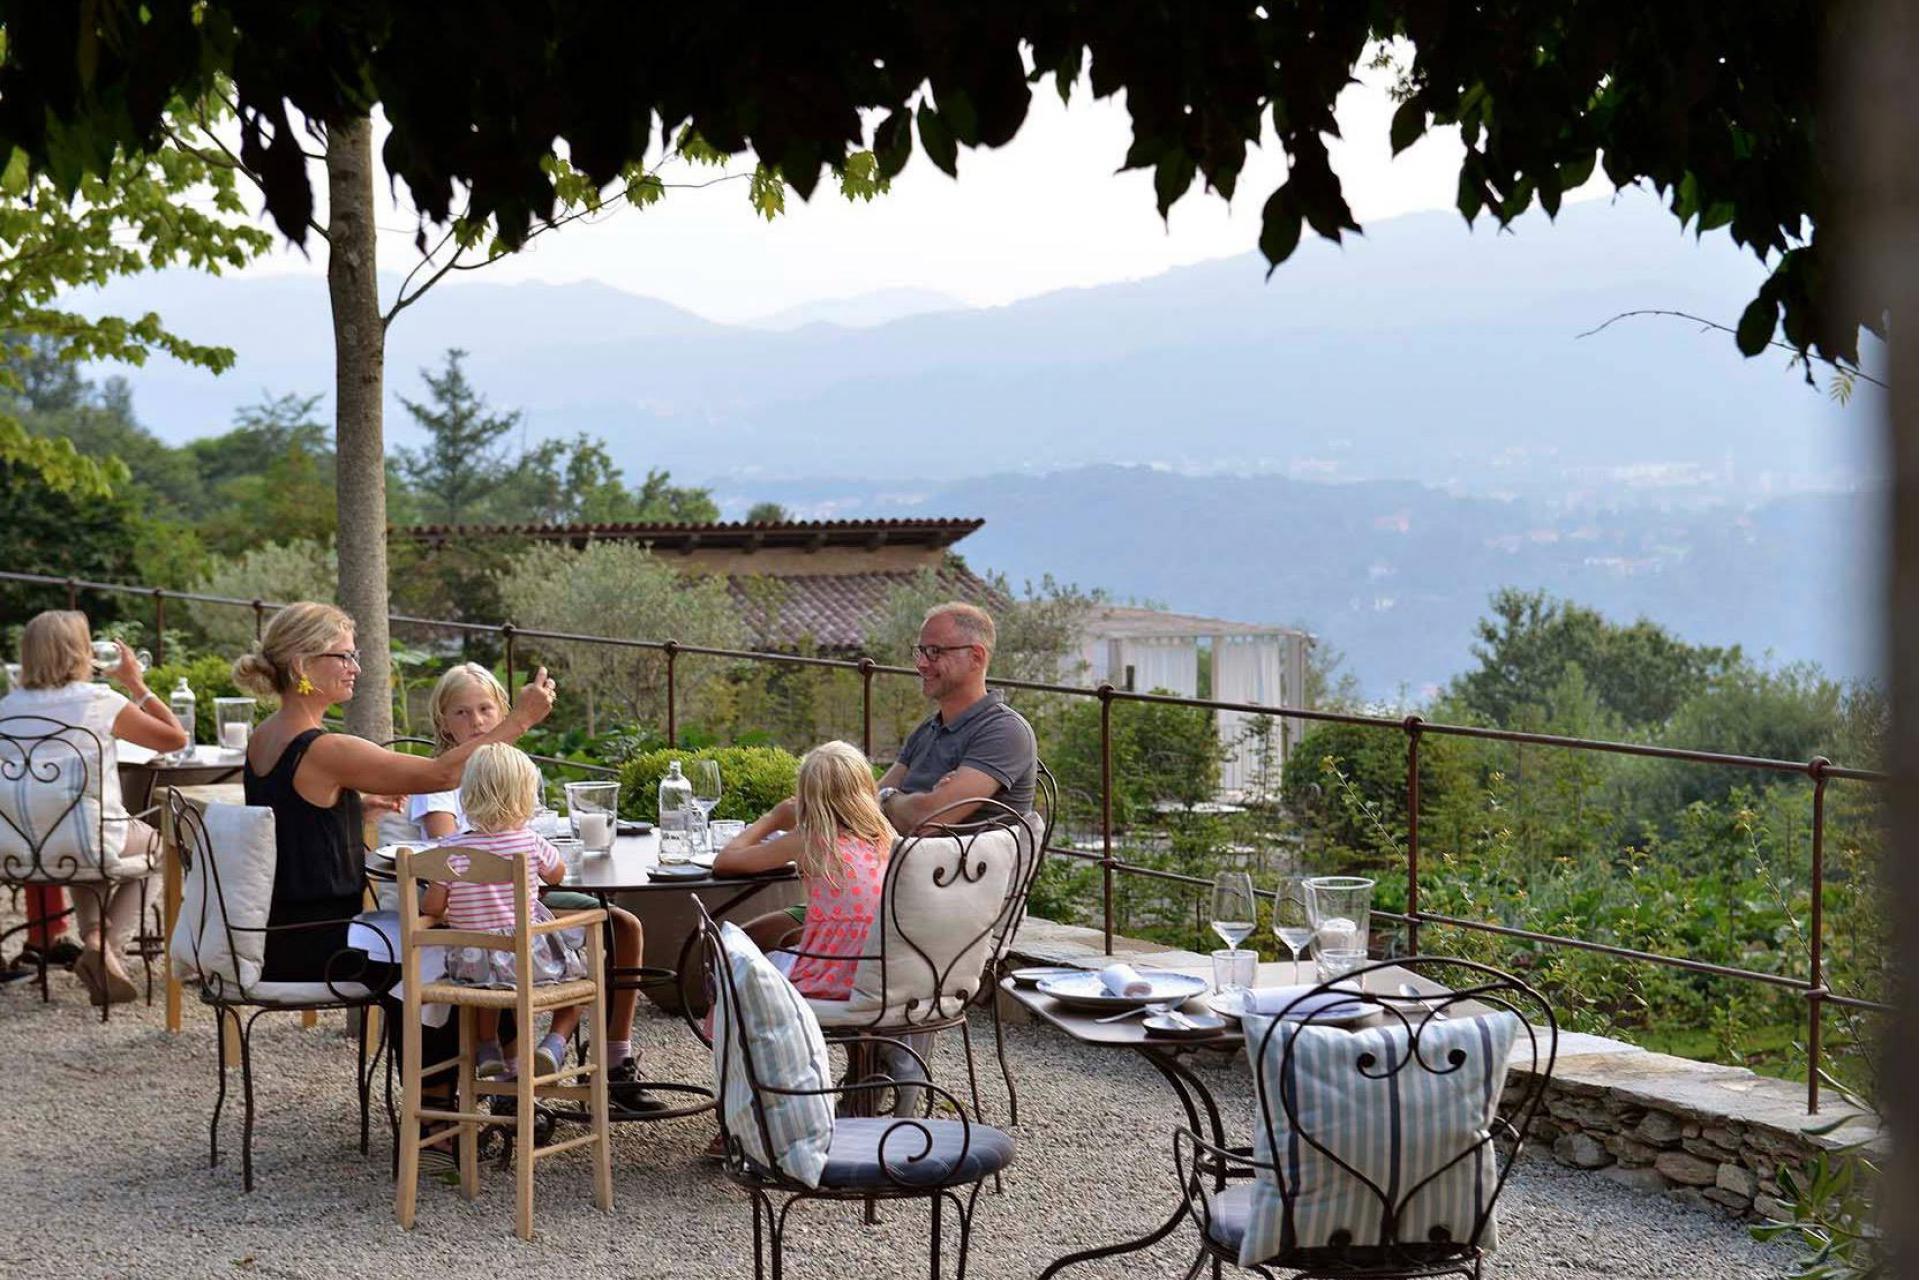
[166,789,389,1191]
[978,760,1057,1123]
[0,715,161,1020]
[700,898,1014,1279]
[1173,957,1558,1279]
[779,796,1036,1131]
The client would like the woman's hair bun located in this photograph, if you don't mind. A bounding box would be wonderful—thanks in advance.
[231,650,281,696]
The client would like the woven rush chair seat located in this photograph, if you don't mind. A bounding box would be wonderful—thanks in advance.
[417,977,598,1009]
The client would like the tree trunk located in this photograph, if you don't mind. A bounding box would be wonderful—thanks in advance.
[326,116,393,744]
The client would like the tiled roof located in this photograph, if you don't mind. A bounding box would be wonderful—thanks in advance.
[728,565,1006,651]
[394,518,984,553]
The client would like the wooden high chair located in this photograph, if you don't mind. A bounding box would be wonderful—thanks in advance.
[392,844,613,1240]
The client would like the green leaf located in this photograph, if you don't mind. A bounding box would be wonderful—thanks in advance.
[1555,151,1597,191]
[1153,152,1196,218]
[1389,100,1426,155]
[1258,187,1302,267]
[1697,201,1736,233]
[916,101,957,176]
[1736,295,1778,355]
[873,109,913,180]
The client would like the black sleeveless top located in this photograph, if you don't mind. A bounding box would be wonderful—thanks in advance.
[244,727,366,922]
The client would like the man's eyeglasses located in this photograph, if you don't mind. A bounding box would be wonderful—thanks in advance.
[317,650,363,668]
[910,643,978,663]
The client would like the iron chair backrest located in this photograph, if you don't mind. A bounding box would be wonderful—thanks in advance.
[1233,957,1558,1271]
[0,714,110,883]
[827,794,1033,1030]
[168,788,378,1005]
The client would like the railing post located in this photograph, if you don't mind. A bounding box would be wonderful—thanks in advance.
[152,589,166,666]
[1404,714,1424,956]
[858,657,875,757]
[664,641,679,747]
[1806,757,1830,1114]
[65,577,77,610]
[252,599,266,642]
[1099,682,1116,955]
[501,624,516,699]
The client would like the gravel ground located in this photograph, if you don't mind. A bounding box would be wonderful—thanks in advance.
[0,957,1794,1279]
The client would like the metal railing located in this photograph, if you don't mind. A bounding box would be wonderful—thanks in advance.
[4,567,1891,1112]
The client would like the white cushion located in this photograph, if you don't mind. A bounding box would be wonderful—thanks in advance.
[832,823,1023,1026]
[711,921,835,1187]
[169,802,278,995]
[1238,1010,1521,1267]
[0,732,129,880]
[242,980,376,1005]
[989,810,1047,961]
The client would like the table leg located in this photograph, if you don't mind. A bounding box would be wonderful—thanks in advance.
[164,829,182,1034]
[1035,1045,1226,1278]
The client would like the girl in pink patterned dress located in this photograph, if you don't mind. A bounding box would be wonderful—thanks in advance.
[714,740,893,999]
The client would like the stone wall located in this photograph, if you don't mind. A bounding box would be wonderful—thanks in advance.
[1504,1049,1883,1221]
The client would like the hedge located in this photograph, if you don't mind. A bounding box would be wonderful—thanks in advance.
[617,745,800,825]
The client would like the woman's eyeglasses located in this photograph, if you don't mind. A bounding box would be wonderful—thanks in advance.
[317,650,363,668]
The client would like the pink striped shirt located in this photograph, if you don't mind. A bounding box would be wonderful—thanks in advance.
[434,828,559,932]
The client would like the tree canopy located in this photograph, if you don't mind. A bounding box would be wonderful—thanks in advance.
[0,4,1873,375]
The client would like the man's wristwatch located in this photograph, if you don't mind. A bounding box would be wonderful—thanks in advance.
[877,787,900,808]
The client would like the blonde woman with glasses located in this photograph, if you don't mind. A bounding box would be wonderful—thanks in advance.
[233,604,557,983]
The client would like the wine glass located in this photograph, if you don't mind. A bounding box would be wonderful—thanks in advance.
[690,759,723,854]
[1210,870,1257,952]
[1273,875,1313,974]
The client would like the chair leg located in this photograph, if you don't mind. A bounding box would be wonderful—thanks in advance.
[394,993,425,1229]
[355,1005,373,1156]
[210,1007,230,1170]
[458,1006,480,1201]
[991,989,1019,1126]
[238,1010,263,1192]
[588,985,613,1212]
[515,1017,536,1241]
[957,1020,1000,1196]
[930,1190,944,1280]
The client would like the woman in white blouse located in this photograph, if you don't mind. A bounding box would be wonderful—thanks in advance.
[0,611,189,1003]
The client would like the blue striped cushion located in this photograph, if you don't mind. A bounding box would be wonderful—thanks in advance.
[1238,1010,1519,1268]
[711,921,835,1187]
[0,753,104,878]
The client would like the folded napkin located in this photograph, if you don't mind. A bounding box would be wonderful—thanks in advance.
[1099,963,1153,998]
[1241,984,1365,1019]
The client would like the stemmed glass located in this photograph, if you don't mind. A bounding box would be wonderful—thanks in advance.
[1210,870,1257,952]
[690,759,723,854]
[1273,876,1313,974]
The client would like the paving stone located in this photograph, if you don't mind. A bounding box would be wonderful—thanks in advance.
[1654,1151,1721,1186]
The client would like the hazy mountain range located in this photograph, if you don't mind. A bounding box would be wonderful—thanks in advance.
[61,189,1882,694]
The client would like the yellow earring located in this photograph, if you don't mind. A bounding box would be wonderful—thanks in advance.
[296,674,317,696]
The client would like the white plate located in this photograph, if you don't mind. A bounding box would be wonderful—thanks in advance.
[1143,1011,1229,1039]
[1036,970,1209,1011]
[691,848,718,869]
[1009,966,1083,988]
[1209,988,1372,1025]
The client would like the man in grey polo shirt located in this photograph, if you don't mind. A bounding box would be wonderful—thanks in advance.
[877,600,1037,830]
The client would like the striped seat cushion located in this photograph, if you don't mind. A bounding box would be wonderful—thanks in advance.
[711,921,835,1187]
[1237,1009,1520,1268]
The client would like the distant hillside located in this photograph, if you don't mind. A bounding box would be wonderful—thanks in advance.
[729,466,1881,697]
[68,189,1872,497]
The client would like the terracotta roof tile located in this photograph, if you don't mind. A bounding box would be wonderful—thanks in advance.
[727,566,1005,651]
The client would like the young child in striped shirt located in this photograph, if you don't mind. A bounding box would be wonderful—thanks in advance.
[421,743,587,1080]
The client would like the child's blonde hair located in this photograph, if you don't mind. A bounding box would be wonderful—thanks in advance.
[428,662,510,752]
[793,740,893,884]
[460,743,541,834]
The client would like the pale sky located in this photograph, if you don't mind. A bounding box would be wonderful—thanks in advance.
[240,64,1597,325]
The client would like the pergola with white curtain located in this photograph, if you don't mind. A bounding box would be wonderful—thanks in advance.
[1071,606,1312,799]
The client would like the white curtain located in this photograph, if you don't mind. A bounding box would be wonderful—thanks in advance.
[1214,636,1288,798]
[1122,637,1197,697]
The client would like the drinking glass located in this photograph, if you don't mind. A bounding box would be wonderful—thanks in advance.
[690,759,723,853]
[1304,875,1374,985]
[1273,875,1314,972]
[1210,870,1257,952]
[213,696,257,751]
[1211,948,1256,998]
[563,780,620,856]
[90,639,150,673]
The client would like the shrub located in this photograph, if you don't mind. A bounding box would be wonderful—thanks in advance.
[618,745,800,824]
